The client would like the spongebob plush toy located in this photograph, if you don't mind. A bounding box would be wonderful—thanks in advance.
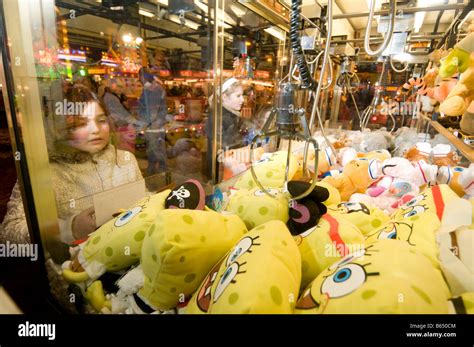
[294,214,365,289]
[363,184,471,270]
[326,201,390,236]
[294,239,451,314]
[390,184,460,221]
[234,151,302,190]
[436,198,474,297]
[62,190,171,283]
[138,209,247,310]
[226,187,289,229]
[227,181,335,233]
[365,212,441,268]
[185,220,301,314]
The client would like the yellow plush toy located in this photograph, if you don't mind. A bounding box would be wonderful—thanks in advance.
[437,166,471,197]
[294,214,365,289]
[390,184,459,221]
[234,151,302,190]
[226,182,340,231]
[294,240,451,314]
[326,201,390,236]
[317,181,341,206]
[226,187,289,229]
[62,190,170,283]
[316,147,337,176]
[439,31,473,78]
[186,220,301,314]
[139,209,247,310]
[440,54,474,117]
[365,212,441,268]
[358,149,391,162]
[437,198,474,297]
[339,149,391,168]
[322,158,381,202]
[294,145,336,176]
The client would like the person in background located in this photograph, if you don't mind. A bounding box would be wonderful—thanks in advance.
[102,79,138,153]
[206,78,253,181]
[0,84,142,244]
[138,67,168,176]
[209,78,252,149]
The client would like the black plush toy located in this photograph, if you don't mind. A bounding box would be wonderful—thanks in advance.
[286,181,330,236]
[165,179,206,210]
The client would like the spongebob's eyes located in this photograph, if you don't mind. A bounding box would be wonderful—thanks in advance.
[256,157,270,165]
[405,194,425,207]
[214,263,239,302]
[254,188,280,197]
[378,225,397,239]
[228,248,242,263]
[321,264,366,298]
[114,206,143,227]
[406,200,416,207]
[226,237,253,266]
[403,205,426,218]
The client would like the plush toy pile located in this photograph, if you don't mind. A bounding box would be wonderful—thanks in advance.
[57,143,473,314]
[399,22,474,135]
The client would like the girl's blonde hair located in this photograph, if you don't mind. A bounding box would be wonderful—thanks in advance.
[209,78,243,105]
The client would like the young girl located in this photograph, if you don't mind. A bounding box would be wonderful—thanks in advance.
[208,78,256,149]
[1,84,143,244]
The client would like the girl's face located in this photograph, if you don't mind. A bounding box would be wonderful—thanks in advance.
[67,101,110,154]
[222,86,244,113]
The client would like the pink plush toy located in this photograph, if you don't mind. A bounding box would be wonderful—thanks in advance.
[350,157,437,213]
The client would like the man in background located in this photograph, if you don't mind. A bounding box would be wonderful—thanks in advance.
[138,67,168,176]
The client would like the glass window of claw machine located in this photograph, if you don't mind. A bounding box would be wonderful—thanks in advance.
[0,0,289,313]
[0,0,231,313]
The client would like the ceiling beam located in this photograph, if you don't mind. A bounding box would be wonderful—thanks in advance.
[334,0,357,33]
[333,34,445,43]
[436,0,474,49]
[56,1,198,44]
[333,3,465,20]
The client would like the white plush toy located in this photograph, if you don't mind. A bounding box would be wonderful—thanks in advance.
[360,130,389,152]
[393,127,419,157]
[338,147,358,167]
[382,157,438,188]
[378,127,395,150]
[350,157,437,213]
[436,165,474,198]
[458,164,474,198]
